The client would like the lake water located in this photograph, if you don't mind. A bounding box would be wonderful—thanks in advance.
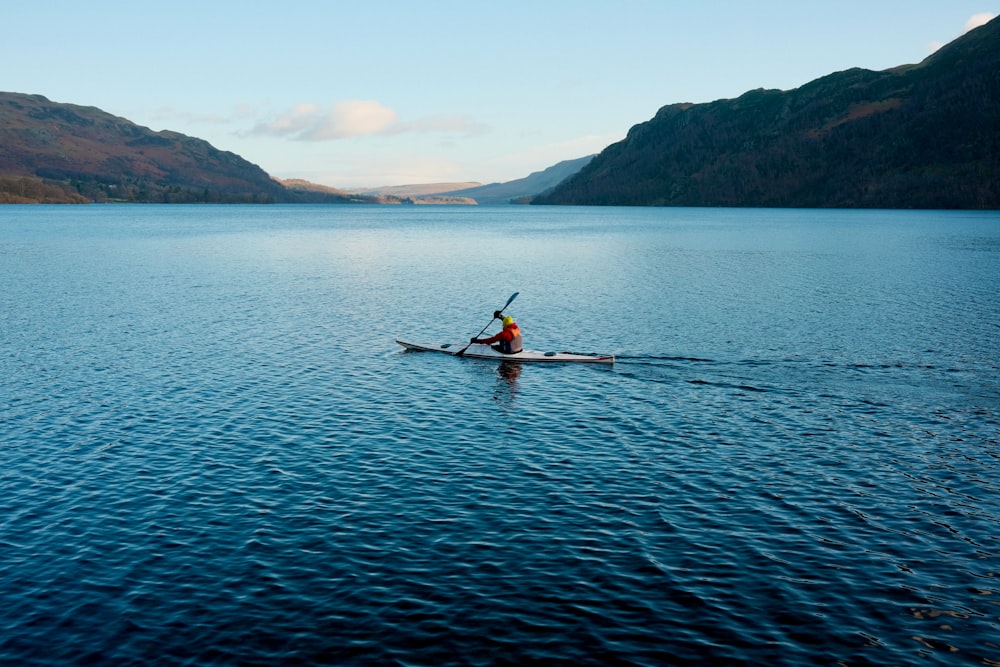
[2,204,998,666]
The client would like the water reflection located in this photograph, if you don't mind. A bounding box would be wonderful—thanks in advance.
[494,361,521,403]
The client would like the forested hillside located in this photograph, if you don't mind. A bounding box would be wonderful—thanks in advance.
[0,93,290,203]
[535,16,1000,209]
[0,93,384,204]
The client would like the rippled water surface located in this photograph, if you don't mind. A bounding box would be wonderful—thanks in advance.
[2,205,998,666]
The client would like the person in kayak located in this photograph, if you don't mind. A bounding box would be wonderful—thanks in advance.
[471,313,523,354]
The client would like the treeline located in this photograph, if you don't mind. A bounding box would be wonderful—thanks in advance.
[0,175,279,204]
[0,177,89,204]
[0,174,397,205]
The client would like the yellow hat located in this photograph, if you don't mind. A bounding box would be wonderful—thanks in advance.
[502,315,514,326]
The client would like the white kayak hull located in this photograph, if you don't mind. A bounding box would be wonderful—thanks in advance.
[396,340,614,364]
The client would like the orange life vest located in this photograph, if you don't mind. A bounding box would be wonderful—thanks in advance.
[499,323,522,354]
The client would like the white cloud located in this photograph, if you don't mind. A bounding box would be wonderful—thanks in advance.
[964,12,996,33]
[261,102,325,135]
[310,100,398,140]
[929,12,996,53]
[250,100,489,141]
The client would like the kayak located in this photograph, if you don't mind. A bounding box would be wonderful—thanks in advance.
[396,339,614,364]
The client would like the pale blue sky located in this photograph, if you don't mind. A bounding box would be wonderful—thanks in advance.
[3,2,995,188]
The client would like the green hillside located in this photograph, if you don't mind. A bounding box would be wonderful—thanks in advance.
[535,17,1000,209]
[0,93,385,204]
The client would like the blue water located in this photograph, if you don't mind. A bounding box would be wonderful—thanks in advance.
[2,204,998,666]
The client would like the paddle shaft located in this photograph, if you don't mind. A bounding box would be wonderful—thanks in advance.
[456,292,518,357]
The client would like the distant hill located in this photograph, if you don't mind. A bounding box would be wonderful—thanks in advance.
[354,182,482,198]
[535,17,1000,209]
[354,157,595,204]
[277,178,397,204]
[442,155,595,204]
[278,178,350,196]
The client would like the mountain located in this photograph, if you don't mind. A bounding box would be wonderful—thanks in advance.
[0,92,293,203]
[0,93,392,204]
[441,155,595,204]
[535,17,1000,209]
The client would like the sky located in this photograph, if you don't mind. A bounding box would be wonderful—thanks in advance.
[3,2,995,190]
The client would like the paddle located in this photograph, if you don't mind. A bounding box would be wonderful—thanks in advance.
[456,292,519,357]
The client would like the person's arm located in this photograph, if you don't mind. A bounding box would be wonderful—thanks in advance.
[475,331,503,344]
